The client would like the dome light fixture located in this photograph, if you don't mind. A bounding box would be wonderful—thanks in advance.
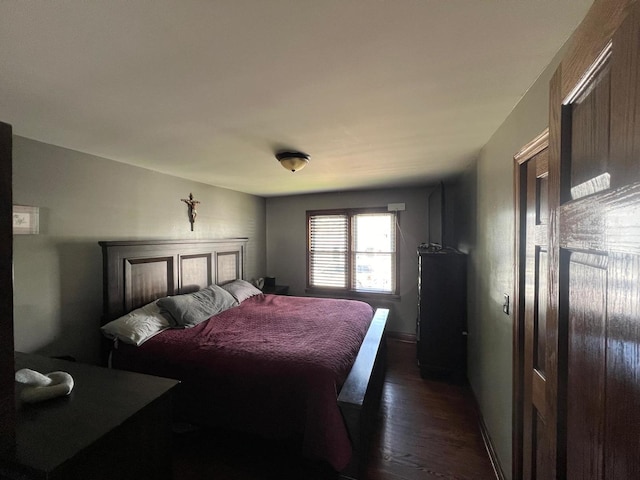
[276,151,310,172]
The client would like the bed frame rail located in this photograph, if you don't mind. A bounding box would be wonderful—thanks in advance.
[338,308,388,480]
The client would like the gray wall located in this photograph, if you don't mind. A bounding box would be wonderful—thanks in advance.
[13,136,266,364]
[456,46,569,477]
[265,187,430,335]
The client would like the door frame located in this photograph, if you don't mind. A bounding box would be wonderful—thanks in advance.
[512,129,549,479]
[0,121,14,459]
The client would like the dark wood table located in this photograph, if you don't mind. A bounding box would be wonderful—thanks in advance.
[1,353,179,480]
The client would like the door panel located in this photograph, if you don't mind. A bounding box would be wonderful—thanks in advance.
[535,248,548,375]
[570,60,611,196]
[534,413,549,479]
[604,253,640,479]
[610,4,640,186]
[566,252,607,479]
[549,2,640,479]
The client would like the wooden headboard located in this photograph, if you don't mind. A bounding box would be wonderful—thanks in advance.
[99,238,248,323]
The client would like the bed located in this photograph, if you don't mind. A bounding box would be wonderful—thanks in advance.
[99,238,388,479]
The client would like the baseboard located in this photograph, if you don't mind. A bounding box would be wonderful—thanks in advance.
[386,331,416,343]
[467,384,506,480]
[477,411,506,480]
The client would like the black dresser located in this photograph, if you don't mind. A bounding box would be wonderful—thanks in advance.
[416,247,467,380]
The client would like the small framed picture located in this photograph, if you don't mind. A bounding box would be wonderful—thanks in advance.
[13,205,39,235]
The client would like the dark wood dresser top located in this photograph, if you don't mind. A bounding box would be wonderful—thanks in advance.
[10,352,179,478]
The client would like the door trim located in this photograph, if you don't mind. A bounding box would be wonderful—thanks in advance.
[512,128,549,480]
[0,121,14,459]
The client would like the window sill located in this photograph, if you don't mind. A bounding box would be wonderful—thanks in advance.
[304,288,401,302]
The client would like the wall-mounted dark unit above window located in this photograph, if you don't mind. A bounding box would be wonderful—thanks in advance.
[428,182,445,247]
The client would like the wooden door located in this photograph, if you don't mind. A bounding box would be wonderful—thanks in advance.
[0,121,15,458]
[514,131,552,480]
[548,1,640,478]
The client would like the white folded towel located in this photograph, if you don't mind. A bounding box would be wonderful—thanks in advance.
[15,368,74,403]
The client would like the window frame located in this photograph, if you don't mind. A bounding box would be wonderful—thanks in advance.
[306,207,400,298]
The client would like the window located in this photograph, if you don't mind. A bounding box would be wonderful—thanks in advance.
[307,208,397,294]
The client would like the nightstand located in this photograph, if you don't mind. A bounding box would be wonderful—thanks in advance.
[262,284,289,295]
[3,352,179,480]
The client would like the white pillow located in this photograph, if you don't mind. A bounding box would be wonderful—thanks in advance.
[101,300,170,346]
[220,279,263,303]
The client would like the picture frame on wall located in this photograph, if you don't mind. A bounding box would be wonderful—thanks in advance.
[12,205,39,235]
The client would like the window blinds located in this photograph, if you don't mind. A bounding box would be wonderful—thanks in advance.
[308,213,348,288]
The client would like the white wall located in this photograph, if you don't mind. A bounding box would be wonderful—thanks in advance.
[13,136,266,363]
[265,187,431,335]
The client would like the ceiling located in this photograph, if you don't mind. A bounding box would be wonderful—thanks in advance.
[1,1,593,197]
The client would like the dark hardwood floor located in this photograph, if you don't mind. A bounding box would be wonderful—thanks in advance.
[173,338,496,480]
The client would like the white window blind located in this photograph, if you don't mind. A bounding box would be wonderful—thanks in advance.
[309,213,348,288]
[308,209,397,294]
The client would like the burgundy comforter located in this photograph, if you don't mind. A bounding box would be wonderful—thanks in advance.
[112,294,373,470]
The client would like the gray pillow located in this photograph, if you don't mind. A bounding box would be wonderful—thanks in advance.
[157,285,238,328]
[220,279,263,303]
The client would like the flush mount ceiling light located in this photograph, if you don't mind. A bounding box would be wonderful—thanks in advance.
[275,151,310,172]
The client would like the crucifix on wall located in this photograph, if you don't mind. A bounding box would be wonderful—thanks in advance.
[181,193,200,231]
